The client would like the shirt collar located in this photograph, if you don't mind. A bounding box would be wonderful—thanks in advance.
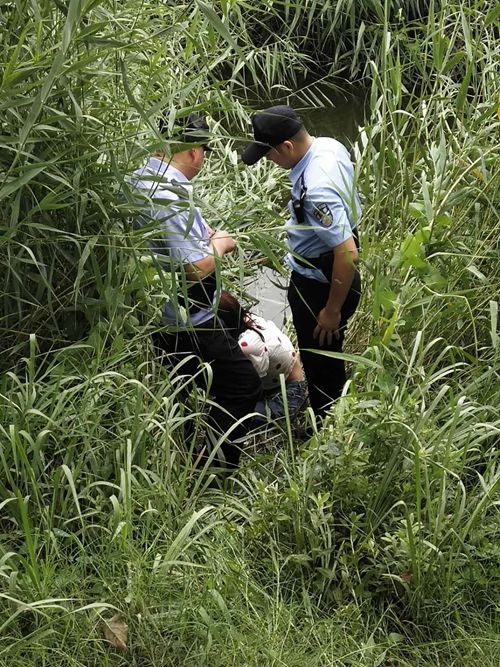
[146,157,190,184]
[289,138,316,184]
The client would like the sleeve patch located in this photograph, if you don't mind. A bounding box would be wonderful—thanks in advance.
[313,203,333,227]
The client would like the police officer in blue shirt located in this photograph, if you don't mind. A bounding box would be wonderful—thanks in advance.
[242,106,361,419]
[129,114,262,466]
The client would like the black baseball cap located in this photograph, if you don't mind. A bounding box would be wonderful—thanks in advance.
[241,105,304,165]
[159,112,212,151]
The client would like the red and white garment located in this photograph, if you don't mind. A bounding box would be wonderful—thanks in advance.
[238,315,297,391]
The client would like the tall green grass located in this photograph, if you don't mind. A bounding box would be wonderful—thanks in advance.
[1,0,499,664]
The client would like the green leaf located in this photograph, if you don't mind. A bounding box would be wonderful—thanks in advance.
[485,4,500,26]
[0,165,46,200]
[490,301,499,351]
[195,0,247,67]
[303,350,381,369]
[466,264,487,281]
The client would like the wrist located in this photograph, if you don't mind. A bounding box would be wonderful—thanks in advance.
[211,239,225,257]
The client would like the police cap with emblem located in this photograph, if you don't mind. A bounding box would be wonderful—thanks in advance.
[241,105,304,166]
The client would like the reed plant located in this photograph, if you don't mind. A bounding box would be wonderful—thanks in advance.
[1,0,499,664]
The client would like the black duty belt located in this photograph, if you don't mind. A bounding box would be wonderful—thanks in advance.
[294,253,330,270]
[294,228,359,275]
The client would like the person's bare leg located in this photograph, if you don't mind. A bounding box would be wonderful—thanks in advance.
[286,357,305,382]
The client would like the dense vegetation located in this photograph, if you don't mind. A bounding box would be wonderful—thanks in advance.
[0,1,499,664]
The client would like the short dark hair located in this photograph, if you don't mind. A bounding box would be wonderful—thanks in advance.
[291,126,308,142]
[158,111,211,149]
[273,126,308,151]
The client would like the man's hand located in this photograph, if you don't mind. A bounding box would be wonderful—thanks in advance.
[210,229,236,255]
[312,237,358,346]
[313,307,341,347]
[185,229,236,281]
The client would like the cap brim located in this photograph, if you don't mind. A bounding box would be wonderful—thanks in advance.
[241,141,271,166]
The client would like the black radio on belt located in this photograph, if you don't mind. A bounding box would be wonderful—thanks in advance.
[292,173,307,224]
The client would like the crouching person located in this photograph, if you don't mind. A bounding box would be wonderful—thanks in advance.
[128,113,262,467]
[218,291,308,422]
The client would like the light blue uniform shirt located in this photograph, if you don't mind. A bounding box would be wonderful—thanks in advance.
[129,157,215,327]
[285,137,361,283]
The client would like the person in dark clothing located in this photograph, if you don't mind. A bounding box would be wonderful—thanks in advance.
[129,114,262,466]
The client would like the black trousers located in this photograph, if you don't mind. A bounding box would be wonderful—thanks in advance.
[288,270,361,420]
[153,318,262,467]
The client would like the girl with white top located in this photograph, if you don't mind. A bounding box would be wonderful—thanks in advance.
[218,291,308,419]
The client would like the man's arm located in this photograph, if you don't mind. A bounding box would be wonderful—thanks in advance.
[184,229,236,280]
[313,237,359,346]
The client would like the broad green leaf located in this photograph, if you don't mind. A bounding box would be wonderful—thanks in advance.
[0,165,46,200]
